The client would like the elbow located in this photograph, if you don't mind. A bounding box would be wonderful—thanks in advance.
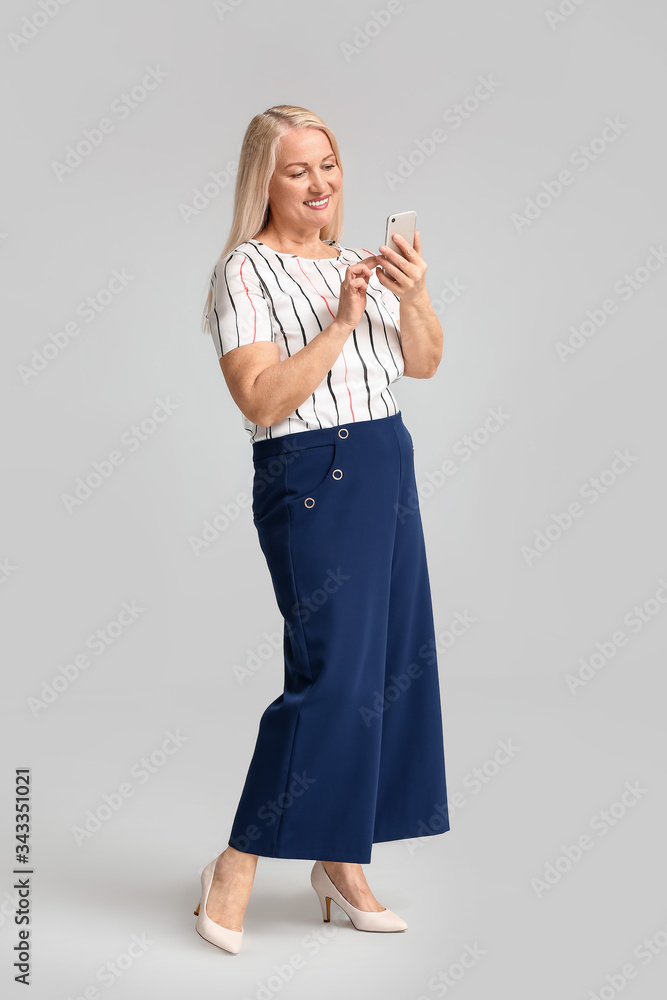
[241,395,283,428]
[243,404,275,428]
[404,358,441,379]
[423,348,443,378]
[237,387,277,428]
[420,362,440,379]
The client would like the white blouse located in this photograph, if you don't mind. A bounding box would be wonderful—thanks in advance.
[207,238,404,442]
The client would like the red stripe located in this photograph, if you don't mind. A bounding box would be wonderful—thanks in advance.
[297,258,356,421]
[239,257,258,342]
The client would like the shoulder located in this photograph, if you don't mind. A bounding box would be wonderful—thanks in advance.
[212,244,266,284]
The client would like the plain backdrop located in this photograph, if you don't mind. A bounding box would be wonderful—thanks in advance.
[1,0,666,997]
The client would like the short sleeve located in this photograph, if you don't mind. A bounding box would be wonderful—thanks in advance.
[207,251,274,359]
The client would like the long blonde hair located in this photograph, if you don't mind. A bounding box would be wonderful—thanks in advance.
[201,105,345,333]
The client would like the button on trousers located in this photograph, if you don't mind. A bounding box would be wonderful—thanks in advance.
[228,410,449,863]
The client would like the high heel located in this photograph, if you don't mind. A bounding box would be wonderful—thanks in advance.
[193,857,244,954]
[310,860,408,932]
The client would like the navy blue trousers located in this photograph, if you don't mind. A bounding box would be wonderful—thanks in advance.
[228,411,449,863]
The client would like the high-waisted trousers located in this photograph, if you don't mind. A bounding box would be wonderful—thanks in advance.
[228,410,449,863]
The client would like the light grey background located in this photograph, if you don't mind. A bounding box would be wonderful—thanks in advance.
[2,0,666,996]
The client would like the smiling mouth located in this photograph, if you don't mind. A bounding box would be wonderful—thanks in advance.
[304,196,330,209]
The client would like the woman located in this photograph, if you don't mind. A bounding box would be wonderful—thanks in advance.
[196,105,450,954]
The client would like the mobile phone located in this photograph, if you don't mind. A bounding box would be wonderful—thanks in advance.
[384,211,416,259]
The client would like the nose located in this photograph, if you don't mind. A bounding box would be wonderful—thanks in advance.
[309,169,334,192]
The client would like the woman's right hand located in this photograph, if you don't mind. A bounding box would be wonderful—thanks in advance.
[335,256,379,332]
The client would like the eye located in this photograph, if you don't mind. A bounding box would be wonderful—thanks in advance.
[291,164,336,178]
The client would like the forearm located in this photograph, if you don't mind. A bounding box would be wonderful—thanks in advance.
[250,319,353,426]
[399,289,443,378]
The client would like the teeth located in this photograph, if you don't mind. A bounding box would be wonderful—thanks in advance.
[305,198,329,206]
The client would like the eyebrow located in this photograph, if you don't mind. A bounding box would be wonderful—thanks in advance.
[283,153,336,169]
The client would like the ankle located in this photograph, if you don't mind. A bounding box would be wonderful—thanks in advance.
[324,861,363,876]
[220,847,258,871]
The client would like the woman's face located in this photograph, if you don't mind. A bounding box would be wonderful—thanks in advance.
[267,127,341,232]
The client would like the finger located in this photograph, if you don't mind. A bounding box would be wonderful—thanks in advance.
[376,254,404,280]
[390,231,419,259]
[376,267,399,288]
[378,241,409,274]
[350,263,373,278]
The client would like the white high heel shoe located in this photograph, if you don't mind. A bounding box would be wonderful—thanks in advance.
[310,860,408,932]
[193,857,244,954]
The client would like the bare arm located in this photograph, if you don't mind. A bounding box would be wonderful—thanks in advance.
[218,254,379,428]
[219,318,353,428]
[398,289,443,379]
[376,230,443,379]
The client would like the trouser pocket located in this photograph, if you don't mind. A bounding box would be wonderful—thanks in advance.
[284,441,339,510]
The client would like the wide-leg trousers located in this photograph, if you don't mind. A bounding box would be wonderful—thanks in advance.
[227,410,449,863]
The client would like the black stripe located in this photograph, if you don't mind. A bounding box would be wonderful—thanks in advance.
[362,311,390,417]
[224,242,402,439]
[326,370,340,424]
[346,249,402,378]
[251,244,334,428]
[209,274,223,356]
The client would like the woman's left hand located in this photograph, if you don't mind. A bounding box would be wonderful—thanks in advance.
[374,230,427,301]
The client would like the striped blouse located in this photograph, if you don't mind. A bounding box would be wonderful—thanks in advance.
[207,238,404,442]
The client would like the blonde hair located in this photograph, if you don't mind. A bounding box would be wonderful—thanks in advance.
[201,105,345,333]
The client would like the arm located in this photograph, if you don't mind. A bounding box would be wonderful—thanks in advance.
[375,230,443,379]
[211,250,377,428]
[219,318,353,428]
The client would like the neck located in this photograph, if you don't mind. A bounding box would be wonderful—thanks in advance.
[256,223,330,256]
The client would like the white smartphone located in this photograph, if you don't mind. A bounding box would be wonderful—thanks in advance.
[384,210,416,259]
